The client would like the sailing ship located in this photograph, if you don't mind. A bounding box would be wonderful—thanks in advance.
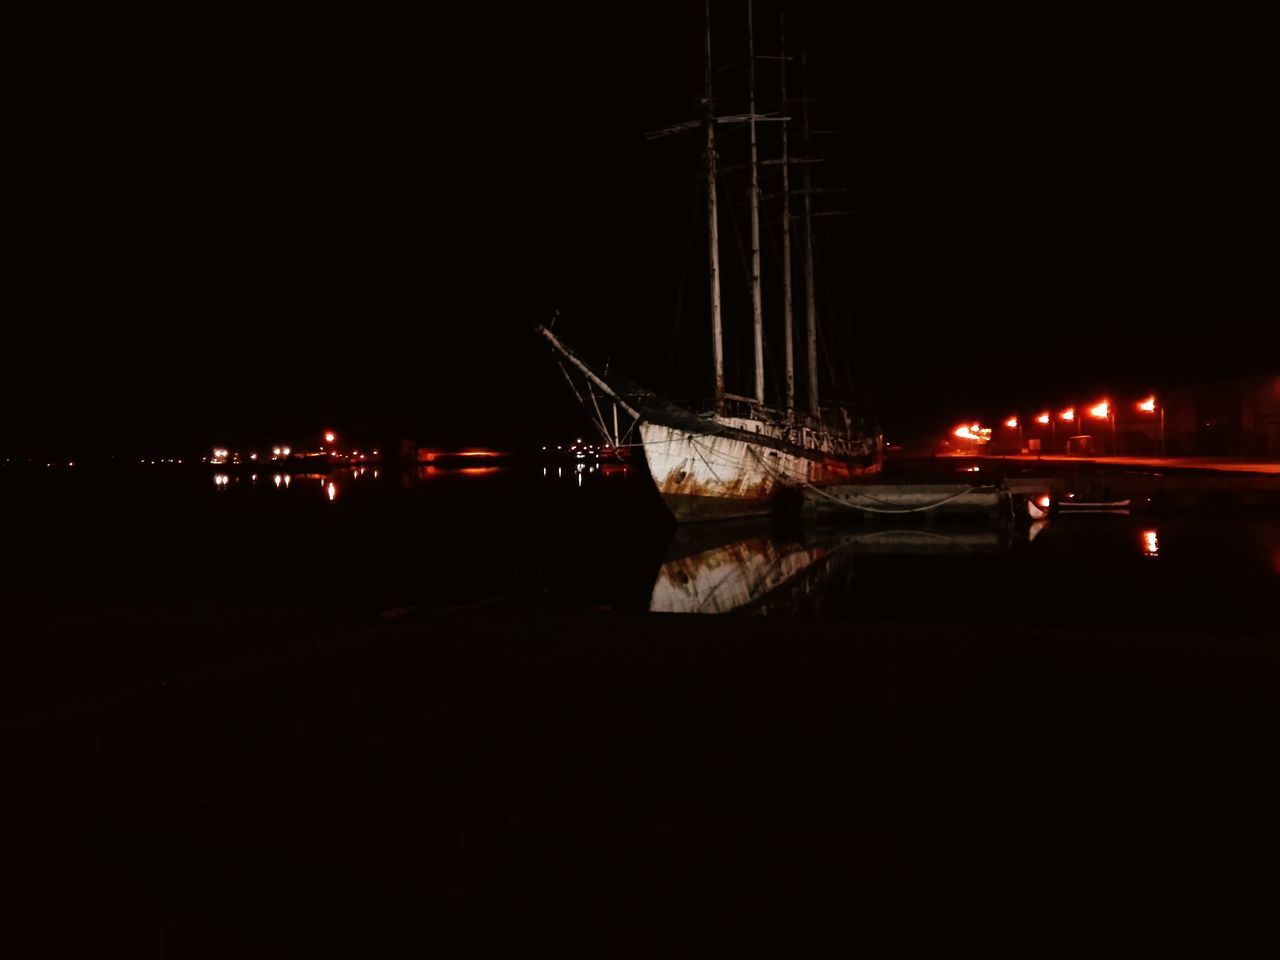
[539,1,883,522]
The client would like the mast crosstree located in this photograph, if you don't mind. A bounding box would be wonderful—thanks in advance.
[539,3,885,523]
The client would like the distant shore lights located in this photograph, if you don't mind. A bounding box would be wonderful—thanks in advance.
[953,424,991,443]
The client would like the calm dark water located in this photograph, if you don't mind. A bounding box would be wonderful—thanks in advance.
[2,462,1277,634]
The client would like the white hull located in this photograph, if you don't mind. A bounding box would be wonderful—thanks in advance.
[640,418,881,521]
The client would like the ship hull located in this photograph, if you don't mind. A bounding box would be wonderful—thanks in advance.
[640,420,882,522]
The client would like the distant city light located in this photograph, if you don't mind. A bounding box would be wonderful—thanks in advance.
[1005,417,1018,429]
[1060,408,1075,422]
[324,431,336,444]
[953,424,991,442]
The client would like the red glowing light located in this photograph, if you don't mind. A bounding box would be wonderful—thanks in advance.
[418,449,502,463]
[1138,397,1156,412]
[1036,413,1050,425]
[324,431,336,444]
[1060,408,1075,422]
[1089,401,1110,419]
[1037,495,1051,509]
[1005,417,1019,429]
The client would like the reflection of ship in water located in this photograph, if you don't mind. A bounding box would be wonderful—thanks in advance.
[650,520,1017,615]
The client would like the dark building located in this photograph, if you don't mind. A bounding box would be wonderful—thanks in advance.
[1161,375,1280,458]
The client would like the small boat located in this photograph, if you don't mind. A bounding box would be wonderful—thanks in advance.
[1054,497,1131,515]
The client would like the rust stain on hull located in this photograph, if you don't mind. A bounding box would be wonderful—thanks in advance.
[643,419,882,522]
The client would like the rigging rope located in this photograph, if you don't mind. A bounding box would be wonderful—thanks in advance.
[741,445,989,514]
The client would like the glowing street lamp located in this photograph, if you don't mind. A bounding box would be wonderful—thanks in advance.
[1089,399,1116,455]
[1055,408,1076,454]
[323,431,336,445]
[1137,396,1165,455]
[1004,417,1023,451]
[1033,412,1054,453]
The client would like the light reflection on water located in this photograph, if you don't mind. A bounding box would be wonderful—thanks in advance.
[206,463,632,496]
[14,462,1273,630]
[652,524,1015,615]
[1142,529,1160,557]
[647,514,1280,627]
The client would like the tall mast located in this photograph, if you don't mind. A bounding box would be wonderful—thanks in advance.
[779,8,795,413]
[747,0,764,406]
[801,49,820,417]
[704,0,725,410]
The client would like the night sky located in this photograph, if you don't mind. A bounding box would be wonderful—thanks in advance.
[7,2,1276,455]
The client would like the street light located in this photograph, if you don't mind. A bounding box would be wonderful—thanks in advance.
[1036,412,1053,453]
[1137,396,1165,455]
[1005,417,1023,451]
[1088,400,1116,456]
[1059,407,1074,454]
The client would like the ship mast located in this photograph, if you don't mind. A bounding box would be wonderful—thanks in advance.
[801,49,820,417]
[704,0,725,411]
[779,8,795,414]
[747,0,765,407]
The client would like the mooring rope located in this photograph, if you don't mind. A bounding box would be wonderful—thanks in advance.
[743,445,989,514]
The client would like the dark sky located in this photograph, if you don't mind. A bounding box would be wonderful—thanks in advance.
[7,2,1276,454]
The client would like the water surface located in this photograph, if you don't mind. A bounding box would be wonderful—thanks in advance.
[2,462,1276,635]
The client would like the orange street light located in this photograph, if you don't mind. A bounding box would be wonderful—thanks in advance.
[1136,396,1165,454]
[1089,400,1117,454]
[323,431,336,445]
[1004,417,1023,452]
[1060,408,1075,421]
[1036,413,1050,424]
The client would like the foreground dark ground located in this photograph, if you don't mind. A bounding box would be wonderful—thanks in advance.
[5,594,1277,954]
